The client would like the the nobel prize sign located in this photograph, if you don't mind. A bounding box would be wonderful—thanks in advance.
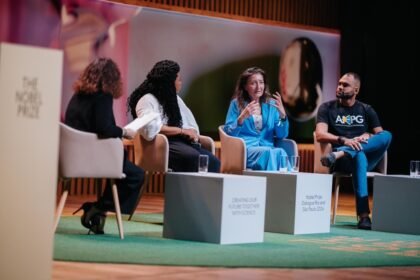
[16,76,43,119]
[0,42,63,280]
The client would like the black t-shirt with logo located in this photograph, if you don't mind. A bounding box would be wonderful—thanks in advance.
[316,100,381,147]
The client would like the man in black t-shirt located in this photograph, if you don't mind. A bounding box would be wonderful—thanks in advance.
[315,72,392,230]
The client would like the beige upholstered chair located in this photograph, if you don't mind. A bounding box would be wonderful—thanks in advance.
[132,133,215,173]
[129,133,215,213]
[55,123,125,239]
[218,125,299,174]
[313,132,387,224]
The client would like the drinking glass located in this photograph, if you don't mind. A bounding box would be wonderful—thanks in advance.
[410,160,420,177]
[198,155,209,173]
[279,155,288,173]
[290,155,300,173]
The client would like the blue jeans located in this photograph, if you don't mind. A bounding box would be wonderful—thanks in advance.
[333,130,392,215]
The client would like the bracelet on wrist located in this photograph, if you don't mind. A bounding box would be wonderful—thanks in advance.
[338,136,345,145]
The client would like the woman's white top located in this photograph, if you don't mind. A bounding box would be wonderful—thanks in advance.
[253,114,263,131]
[135,93,199,140]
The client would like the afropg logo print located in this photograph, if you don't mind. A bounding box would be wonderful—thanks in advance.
[15,77,42,119]
[335,115,364,126]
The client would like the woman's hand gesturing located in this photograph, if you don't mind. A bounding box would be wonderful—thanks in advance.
[271,92,286,118]
[238,100,260,125]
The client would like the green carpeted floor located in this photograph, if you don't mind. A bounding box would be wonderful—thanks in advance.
[53,214,420,268]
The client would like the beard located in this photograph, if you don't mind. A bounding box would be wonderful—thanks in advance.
[336,92,355,100]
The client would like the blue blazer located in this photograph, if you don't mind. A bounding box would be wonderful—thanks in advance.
[224,99,289,147]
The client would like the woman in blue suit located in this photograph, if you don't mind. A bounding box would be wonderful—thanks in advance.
[224,67,290,171]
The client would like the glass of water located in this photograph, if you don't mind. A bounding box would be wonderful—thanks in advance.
[290,155,300,173]
[279,155,288,173]
[198,155,209,173]
[410,160,420,177]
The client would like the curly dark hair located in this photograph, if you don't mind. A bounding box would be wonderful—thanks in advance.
[127,60,182,127]
[73,58,122,98]
[233,67,271,112]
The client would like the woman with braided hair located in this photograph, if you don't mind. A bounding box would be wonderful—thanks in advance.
[127,60,220,172]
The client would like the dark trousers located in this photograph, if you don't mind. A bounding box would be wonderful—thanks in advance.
[168,137,220,173]
[98,154,145,214]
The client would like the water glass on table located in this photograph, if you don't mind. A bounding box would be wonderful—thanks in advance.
[410,160,420,177]
[279,155,288,173]
[198,155,209,173]
[290,155,300,173]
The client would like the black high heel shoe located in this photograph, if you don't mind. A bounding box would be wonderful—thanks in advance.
[73,202,95,229]
[88,213,106,235]
[73,202,106,234]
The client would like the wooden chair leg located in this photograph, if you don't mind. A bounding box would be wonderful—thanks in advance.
[111,179,124,239]
[54,178,70,232]
[332,177,340,224]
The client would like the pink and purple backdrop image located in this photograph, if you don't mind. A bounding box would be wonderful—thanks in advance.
[59,0,137,124]
[0,0,137,125]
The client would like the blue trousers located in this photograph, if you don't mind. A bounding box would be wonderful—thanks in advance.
[247,146,289,171]
[333,130,392,215]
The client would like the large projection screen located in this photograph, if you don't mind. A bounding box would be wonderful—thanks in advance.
[128,7,340,142]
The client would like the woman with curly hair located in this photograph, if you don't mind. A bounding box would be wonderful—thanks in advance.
[224,67,290,171]
[127,59,220,172]
[65,58,144,235]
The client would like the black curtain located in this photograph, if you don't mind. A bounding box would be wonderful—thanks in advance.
[339,1,420,174]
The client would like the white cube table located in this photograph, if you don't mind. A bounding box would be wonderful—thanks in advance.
[372,175,420,234]
[244,171,332,234]
[163,173,266,244]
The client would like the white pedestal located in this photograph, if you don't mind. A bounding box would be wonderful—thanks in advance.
[163,173,266,244]
[0,43,62,280]
[244,171,332,234]
[372,175,420,235]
